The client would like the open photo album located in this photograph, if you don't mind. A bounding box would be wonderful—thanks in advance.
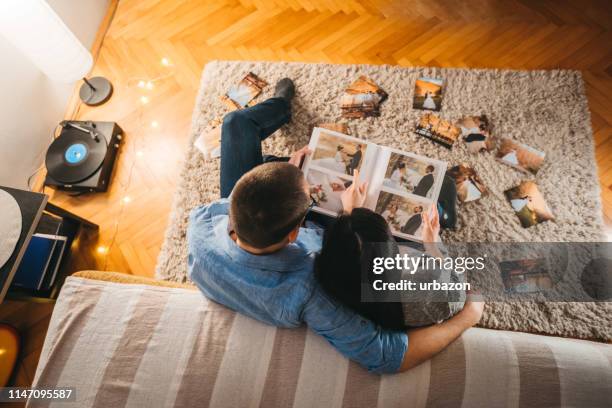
[302,127,447,241]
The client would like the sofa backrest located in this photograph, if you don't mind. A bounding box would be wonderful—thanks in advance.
[30,277,612,408]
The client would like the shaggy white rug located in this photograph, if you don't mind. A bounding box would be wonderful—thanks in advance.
[156,60,610,341]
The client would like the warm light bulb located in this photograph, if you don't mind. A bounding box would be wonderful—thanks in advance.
[146,81,154,90]
[151,120,159,128]
[161,57,171,66]
[140,96,149,104]
[97,246,108,254]
[122,196,132,204]
[137,80,145,88]
[136,150,144,157]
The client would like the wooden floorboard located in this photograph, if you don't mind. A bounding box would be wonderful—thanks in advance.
[12,0,612,386]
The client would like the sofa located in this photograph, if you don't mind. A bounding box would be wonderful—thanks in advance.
[28,272,612,407]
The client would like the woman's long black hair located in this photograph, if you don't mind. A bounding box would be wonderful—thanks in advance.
[315,208,406,331]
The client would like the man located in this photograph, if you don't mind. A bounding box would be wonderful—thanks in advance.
[188,78,484,374]
[413,165,435,197]
[401,205,423,236]
[345,144,362,175]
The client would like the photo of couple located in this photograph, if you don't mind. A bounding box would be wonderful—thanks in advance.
[375,191,427,238]
[340,75,388,118]
[448,164,488,203]
[382,153,440,198]
[496,138,545,175]
[307,169,351,215]
[412,77,443,111]
[504,181,554,228]
[310,131,365,176]
[457,115,495,153]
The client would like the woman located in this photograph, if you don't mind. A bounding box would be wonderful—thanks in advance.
[422,91,437,110]
[312,145,346,173]
[315,205,466,331]
[385,162,407,190]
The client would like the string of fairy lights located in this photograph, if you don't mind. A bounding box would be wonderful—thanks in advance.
[90,57,175,269]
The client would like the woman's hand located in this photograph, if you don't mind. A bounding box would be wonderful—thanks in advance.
[421,204,441,243]
[341,169,368,214]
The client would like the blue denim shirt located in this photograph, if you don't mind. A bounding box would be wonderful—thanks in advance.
[187,199,408,374]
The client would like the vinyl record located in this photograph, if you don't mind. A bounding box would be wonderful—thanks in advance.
[45,128,107,184]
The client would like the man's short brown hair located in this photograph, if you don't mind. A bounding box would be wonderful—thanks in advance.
[230,162,310,248]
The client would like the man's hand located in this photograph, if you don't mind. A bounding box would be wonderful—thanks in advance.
[341,169,368,214]
[399,292,485,371]
[288,146,311,168]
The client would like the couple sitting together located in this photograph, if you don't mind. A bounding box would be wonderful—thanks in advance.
[187,78,484,374]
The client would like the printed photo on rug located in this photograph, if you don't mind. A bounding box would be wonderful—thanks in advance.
[193,117,222,159]
[221,72,268,110]
[382,152,445,199]
[500,258,552,294]
[375,191,429,240]
[447,164,488,203]
[307,169,352,215]
[340,75,388,119]
[310,131,367,176]
[504,181,554,228]
[496,138,545,175]
[457,115,495,153]
[415,112,461,148]
[413,77,443,111]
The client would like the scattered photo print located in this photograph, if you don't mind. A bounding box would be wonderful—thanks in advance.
[221,72,268,110]
[383,152,443,199]
[340,76,388,119]
[310,131,366,176]
[457,115,495,153]
[447,164,488,203]
[375,191,427,238]
[504,181,554,228]
[496,138,545,175]
[307,169,352,215]
[500,258,552,294]
[413,77,443,111]
[415,112,461,148]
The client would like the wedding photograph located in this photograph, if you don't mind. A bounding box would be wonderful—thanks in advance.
[412,77,443,111]
[221,72,268,109]
[383,152,442,198]
[457,115,495,153]
[504,181,555,228]
[310,131,367,176]
[307,169,351,215]
[340,75,388,118]
[500,258,553,294]
[415,112,461,148]
[447,164,488,203]
[375,191,427,238]
[496,138,545,174]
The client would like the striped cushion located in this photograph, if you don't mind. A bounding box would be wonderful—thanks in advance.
[30,277,612,408]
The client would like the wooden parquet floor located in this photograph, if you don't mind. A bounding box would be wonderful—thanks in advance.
[7,0,612,390]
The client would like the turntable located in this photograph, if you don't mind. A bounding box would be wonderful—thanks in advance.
[45,121,123,192]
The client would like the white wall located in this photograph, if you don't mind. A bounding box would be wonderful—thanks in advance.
[0,0,110,189]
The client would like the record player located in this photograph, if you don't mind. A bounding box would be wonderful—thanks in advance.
[45,121,123,192]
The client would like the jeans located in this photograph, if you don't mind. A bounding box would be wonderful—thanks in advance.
[220,97,291,198]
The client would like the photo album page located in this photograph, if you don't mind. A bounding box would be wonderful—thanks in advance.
[302,127,447,242]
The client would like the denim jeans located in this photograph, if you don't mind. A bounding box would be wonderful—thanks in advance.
[220,97,291,198]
